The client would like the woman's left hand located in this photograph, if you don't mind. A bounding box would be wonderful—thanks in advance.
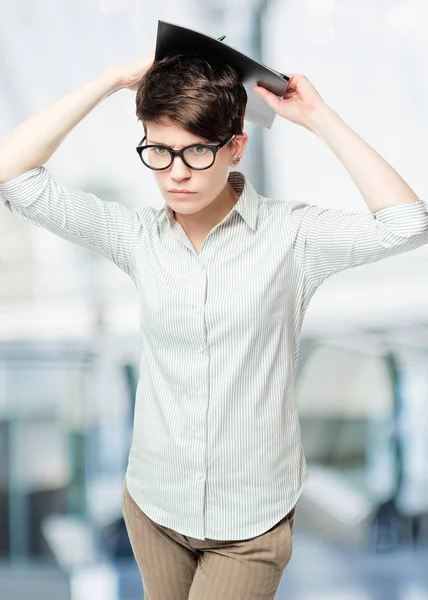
[253,74,326,129]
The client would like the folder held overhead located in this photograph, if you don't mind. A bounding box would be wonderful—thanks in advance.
[154,20,289,130]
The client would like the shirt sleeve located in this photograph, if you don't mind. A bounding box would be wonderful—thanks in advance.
[289,198,428,286]
[0,166,148,278]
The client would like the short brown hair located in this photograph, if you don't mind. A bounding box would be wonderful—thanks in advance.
[135,54,247,142]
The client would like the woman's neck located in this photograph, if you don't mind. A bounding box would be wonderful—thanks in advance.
[173,182,239,237]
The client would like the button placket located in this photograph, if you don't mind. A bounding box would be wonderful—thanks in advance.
[191,259,208,487]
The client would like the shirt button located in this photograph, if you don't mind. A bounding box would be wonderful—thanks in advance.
[197,346,205,354]
[197,473,203,480]
[197,390,205,396]
[195,307,202,315]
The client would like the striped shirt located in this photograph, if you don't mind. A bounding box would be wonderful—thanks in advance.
[1,166,428,540]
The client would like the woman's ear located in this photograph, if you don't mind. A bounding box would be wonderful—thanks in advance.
[235,132,248,154]
[231,133,248,166]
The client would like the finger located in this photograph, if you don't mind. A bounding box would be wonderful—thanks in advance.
[252,86,283,111]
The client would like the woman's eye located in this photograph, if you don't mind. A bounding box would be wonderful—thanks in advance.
[191,146,207,154]
[154,147,167,154]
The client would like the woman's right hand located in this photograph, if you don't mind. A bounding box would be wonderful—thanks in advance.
[107,51,155,92]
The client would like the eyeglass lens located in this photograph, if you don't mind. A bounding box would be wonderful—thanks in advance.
[141,145,215,170]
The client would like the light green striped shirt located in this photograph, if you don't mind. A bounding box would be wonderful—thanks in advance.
[1,167,427,540]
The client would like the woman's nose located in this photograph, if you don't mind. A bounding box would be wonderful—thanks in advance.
[170,156,191,180]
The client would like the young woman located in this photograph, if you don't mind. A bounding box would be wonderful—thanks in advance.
[0,50,427,600]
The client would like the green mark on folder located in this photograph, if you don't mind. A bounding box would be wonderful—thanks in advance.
[217,35,226,41]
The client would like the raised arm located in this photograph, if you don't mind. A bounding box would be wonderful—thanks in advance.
[254,73,428,285]
[0,53,154,276]
[0,52,154,182]
[254,73,420,212]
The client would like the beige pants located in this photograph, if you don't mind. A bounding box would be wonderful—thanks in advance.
[122,483,295,600]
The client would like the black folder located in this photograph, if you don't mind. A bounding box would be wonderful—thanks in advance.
[154,20,289,129]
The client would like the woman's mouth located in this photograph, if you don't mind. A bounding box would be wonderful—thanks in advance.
[168,190,197,198]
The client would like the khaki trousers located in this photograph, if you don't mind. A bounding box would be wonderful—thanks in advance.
[122,483,295,600]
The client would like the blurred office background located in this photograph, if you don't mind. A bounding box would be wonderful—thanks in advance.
[0,0,427,599]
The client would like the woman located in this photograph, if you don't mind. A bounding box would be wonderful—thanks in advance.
[0,49,427,600]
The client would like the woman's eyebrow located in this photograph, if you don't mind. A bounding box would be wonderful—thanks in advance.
[148,139,208,146]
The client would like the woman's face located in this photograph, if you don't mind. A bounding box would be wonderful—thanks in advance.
[145,120,248,216]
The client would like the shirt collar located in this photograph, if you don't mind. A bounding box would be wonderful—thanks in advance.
[156,171,260,231]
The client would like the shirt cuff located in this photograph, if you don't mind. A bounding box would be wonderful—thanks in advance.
[0,166,47,208]
[374,199,428,237]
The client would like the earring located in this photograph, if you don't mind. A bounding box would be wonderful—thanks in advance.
[232,156,241,166]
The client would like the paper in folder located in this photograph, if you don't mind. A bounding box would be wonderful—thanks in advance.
[154,20,289,129]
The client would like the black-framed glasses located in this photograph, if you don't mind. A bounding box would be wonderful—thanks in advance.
[136,134,235,171]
